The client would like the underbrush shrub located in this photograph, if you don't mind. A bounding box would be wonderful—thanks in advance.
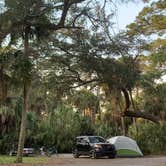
[128,122,166,154]
[94,124,120,138]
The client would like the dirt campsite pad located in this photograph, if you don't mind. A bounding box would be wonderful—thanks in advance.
[1,155,166,166]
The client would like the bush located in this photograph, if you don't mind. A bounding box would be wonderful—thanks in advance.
[0,132,18,154]
[34,106,95,153]
[94,124,118,139]
[128,122,166,154]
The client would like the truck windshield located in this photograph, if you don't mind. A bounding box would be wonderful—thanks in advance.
[89,137,105,143]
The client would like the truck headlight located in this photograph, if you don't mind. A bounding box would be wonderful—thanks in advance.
[94,144,102,151]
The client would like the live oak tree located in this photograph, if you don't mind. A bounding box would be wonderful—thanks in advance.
[50,28,161,123]
[36,0,165,126]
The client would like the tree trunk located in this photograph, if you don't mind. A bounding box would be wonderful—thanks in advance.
[91,108,95,125]
[117,100,126,135]
[121,117,125,135]
[16,84,29,162]
[44,91,48,113]
[129,90,137,132]
[16,27,29,163]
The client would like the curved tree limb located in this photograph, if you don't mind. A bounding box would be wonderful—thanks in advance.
[124,110,160,124]
[121,88,160,124]
[121,88,130,111]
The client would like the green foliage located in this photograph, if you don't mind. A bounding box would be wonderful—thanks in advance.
[128,122,166,154]
[72,89,99,112]
[0,132,18,154]
[144,83,166,113]
[137,82,166,117]
[127,0,166,36]
[34,106,94,152]
[94,124,117,139]
[25,111,39,147]
[11,52,33,84]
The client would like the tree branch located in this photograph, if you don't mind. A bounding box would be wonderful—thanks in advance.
[121,88,131,111]
[69,78,100,89]
[124,110,160,124]
[58,0,70,26]
[0,0,87,43]
[0,22,82,44]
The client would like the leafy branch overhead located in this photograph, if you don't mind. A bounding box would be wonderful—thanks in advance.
[0,0,112,43]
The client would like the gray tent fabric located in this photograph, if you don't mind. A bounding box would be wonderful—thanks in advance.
[107,136,143,157]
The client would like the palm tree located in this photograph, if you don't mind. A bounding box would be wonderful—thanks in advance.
[72,89,99,125]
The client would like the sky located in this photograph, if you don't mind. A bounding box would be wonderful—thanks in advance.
[104,0,150,35]
[116,0,158,30]
[105,1,147,34]
[117,1,145,30]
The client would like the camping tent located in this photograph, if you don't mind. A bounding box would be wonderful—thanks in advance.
[107,136,143,157]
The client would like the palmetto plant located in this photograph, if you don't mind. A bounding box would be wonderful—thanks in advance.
[0,106,15,134]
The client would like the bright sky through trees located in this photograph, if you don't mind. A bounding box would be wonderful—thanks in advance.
[117,1,145,30]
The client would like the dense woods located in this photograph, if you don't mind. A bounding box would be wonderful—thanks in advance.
[0,0,165,162]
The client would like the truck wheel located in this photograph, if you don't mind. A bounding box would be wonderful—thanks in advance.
[73,149,79,158]
[91,151,98,159]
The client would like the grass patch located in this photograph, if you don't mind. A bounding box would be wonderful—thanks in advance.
[0,155,50,164]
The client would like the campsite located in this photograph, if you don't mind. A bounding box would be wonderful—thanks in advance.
[0,0,166,165]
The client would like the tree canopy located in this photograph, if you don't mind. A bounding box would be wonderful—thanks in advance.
[0,0,166,162]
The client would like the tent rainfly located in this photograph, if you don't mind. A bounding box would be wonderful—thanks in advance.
[107,136,143,157]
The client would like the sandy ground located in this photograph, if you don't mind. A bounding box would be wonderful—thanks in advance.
[48,154,166,166]
[66,156,166,166]
[2,154,166,166]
